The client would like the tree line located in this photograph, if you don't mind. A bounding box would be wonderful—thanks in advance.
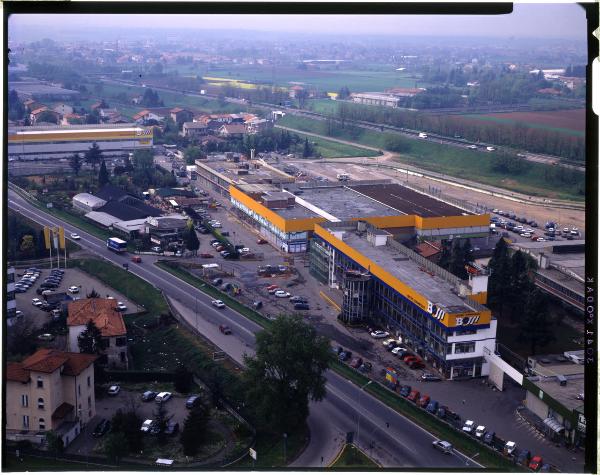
[333,101,585,162]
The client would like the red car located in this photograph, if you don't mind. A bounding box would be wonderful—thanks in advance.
[131,256,142,263]
[350,357,363,369]
[407,390,420,402]
[404,355,419,364]
[529,456,543,471]
[219,325,232,335]
[199,253,213,258]
[266,284,279,291]
[418,394,430,407]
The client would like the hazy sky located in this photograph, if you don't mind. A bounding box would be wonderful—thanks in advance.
[9,3,587,40]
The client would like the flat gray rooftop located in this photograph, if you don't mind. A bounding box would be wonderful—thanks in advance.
[276,202,321,219]
[297,186,400,220]
[530,375,584,413]
[330,225,477,312]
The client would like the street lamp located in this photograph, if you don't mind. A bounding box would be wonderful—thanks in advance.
[356,380,372,447]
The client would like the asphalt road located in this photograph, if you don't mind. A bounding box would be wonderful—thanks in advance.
[8,188,479,469]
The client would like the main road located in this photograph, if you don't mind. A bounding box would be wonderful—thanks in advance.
[8,188,480,469]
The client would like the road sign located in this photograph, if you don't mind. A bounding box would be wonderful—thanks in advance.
[249,448,257,460]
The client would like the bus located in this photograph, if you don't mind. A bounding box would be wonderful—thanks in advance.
[107,237,127,253]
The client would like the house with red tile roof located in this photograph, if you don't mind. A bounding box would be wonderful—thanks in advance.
[67,298,128,369]
[218,123,247,138]
[132,109,164,125]
[30,106,60,125]
[6,349,97,447]
[170,107,194,124]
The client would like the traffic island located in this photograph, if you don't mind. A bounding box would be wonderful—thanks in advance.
[329,444,379,468]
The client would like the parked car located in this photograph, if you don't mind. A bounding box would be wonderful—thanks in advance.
[338,351,352,362]
[417,394,430,407]
[164,421,180,436]
[421,372,441,382]
[107,385,121,396]
[290,295,308,303]
[516,449,531,466]
[462,420,475,433]
[155,392,172,403]
[186,395,202,409]
[151,246,162,253]
[370,330,389,339]
[529,456,543,471]
[37,333,55,341]
[426,400,439,413]
[504,441,517,456]
[432,440,453,454]
[140,419,157,433]
[391,347,408,357]
[212,299,225,308]
[483,431,495,445]
[92,418,111,437]
[219,324,232,335]
[399,385,411,397]
[274,290,291,298]
[31,298,43,307]
[211,278,223,286]
[436,406,447,419]
[475,425,486,438]
[407,390,420,402]
[257,238,268,244]
[252,300,263,309]
[116,302,127,312]
[350,357,363,369]
[358,362,372,373]
[200,253,213,258]
[141,391,158,402]
[332,346,344,355]
[293,303,310,310]
[539,464,551,473]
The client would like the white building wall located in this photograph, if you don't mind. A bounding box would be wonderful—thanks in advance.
[9,138,152,160]
[68,325,86,352]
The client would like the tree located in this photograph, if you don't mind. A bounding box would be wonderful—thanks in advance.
[36,110,59,124]
[180,404,209,456]
[184,146,204,165]
[84,142,102,171]
[98,159,110,187]
[19,235,35,258]
[87,288,101,298]
[296,89,309,108]
[153,402,172,445]
[337,86,351,100]
[487,238,512,318]
[174,364,193,393]
[69,153,83,176]
[506,250,536,320]
[8,89,25,121]
[437,240,452,270]
[111,409,144,453]
[104,432,128,463]
[78,320,106,355]
[302,137,314,158]
[462,238,474,266]
[243,315,330,433]
[448,239,468,279]
[184,221,200,256]
[517,289,555,355]
[45,430,64,456]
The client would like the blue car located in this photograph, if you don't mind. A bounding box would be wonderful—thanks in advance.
[426,400,439,413]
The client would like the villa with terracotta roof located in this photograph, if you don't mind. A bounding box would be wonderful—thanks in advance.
[6,349,97,447]
[132,109,164,125]
[170,107,194,124]
[67,298,128,369]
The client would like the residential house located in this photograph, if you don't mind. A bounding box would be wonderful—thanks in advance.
[218,123,247,138]
[61,113,85,125]
[90,101,103,111]
[52,103,74,116]
[415,240,443,263]
[30,107,60,125]
[6,349,97,447]
[182,121,209,138]
[145,215,188,247]
[132,109,164,125]
[384,87,425,97]
[288,85,304,98]
[170,107,194,124]
[98,108,120,121]
[246,118,273,134]
[67,298,128,369]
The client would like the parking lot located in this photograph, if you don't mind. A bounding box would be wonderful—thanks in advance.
[14,266,140,330]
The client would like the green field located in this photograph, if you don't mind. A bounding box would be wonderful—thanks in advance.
[277,115,585,201]
[463,114,584,138]
[194,65,424,93]
[293,131,379,158]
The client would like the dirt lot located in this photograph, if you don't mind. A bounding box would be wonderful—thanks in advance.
[13,266,140,331]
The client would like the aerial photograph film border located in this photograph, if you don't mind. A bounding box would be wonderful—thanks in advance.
[1,1,598,473]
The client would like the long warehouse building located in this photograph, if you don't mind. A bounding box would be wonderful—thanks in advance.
[8,123,153,160]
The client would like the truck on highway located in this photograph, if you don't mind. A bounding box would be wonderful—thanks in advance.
[107,237,127,253]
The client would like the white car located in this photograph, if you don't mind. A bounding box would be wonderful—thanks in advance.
[70,233,81,240]
[391,347,408,356]
[520,232,531,238]
[462,420,475,433]
[505,441,517,455]
[486,146,496,151]
[155,391,172,403]
[116,302,127,312]
[212,299,225,308]
[68,286,80,293]
[42,290,54,296]
[151,246,162,253]
[432,440,453,454]
[241,247,250,253]
[15,310,24,318]
[31,298,43,307]
[468,144,477,149]
[274,290,291,298]
[382,338,397,347]
[475,425,486,438]
[370,330,390,339]
[107,385,121,396]
[212,222,222,228]
[140,419,154,433]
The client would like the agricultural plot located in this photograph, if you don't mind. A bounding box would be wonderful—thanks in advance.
[463,109,585,137]
[199,65,423,92]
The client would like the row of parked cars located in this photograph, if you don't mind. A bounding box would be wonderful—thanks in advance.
[265,284,310,310]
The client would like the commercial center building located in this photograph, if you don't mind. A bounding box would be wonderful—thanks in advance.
[8,123,153,160]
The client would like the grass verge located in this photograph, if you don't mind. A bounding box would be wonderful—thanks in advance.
[293,131,379,158]
[70,258,169,317]
[331,444,379,468]
[331,361,519,471]
[232,425,309,468]
[2,454,120,471]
